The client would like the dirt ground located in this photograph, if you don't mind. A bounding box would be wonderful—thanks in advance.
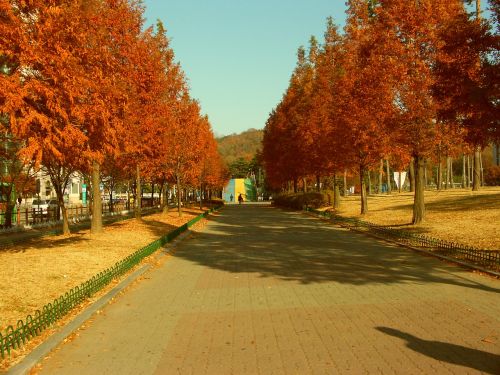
[331,187,500,250]
[0,207,209,333]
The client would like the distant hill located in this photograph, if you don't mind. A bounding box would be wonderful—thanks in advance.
[217,128,263,166]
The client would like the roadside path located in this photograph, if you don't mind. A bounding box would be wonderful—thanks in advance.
[33,204,500,374]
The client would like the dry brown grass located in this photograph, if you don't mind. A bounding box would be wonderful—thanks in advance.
[331,187,500,250]
[0,207,207,333]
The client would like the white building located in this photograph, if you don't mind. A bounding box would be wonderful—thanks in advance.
[34,169,84,204]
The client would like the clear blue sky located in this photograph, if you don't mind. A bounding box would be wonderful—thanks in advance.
[142,1,348,136]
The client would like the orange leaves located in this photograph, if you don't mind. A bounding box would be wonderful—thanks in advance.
[263,0,495,195]
[1,0,227,203]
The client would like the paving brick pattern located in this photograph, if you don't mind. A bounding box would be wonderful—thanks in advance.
[37,205,500,374]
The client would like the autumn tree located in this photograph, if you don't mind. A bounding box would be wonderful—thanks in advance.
[0,0,150,234]
[1,1,224,234]
[434,0,499,191]
[0,130,36,227]
[369,0,468,223]
[262,107,289,191]
[191,117,223,209]
[263,42,321,193]
[2,1,97,234]
[160,94,202,216]
[310,17,349,207]
[332,1,395,214]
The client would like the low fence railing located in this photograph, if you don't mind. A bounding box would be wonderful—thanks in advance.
[0,205,220,359]
[306,207,500,273]
[0,200,163,228]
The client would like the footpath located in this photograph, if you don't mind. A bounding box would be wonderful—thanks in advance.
[10,204,500,374]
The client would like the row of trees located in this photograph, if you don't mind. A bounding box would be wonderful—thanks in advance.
[0,0,228,233]
[263,0,498,223]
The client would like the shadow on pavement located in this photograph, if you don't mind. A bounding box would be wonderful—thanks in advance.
[376,326,500,374]
[174,205,500,293]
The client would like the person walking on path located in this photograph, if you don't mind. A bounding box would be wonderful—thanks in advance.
[229,194,233,202]
[238,193,243,204]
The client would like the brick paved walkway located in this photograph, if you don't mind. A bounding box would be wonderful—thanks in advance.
[35,205,499,374]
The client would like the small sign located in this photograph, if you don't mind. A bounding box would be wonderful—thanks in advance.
[82,184,87,205]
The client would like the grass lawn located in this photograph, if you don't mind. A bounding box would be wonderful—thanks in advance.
[332,187,500,250]
[0,207,209,335]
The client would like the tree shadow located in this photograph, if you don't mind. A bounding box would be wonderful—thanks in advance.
[0,207,210,253]
[139,219,177,239]
[0,229,91,253]
[125,207,213,240]
[172,206,500,293]
[376,327,500,374]
[390,193,500,213]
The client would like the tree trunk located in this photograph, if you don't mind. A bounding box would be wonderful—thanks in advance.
[109,181,115,213]
[398,171,402,193]
[444,157,450,190]
[473,147,481,191]
[4,201,13,228]
[163,184,169,214]
[199,184,203,210]
[316,175,321,192]
[58,193,70,235]
[479,151,484,186]
[424,159,428,188]
[151,183,154,207]
[343,170,347,196]
[126,182,130,211]
[368,171,372,195]
[385,159,392,194]
[293,178,297,193]
[176,173,182,217]
[303,177,307,193]
[3,185,13,227]
[467,155,471,188]
[409,157,415,192]
[88,180,93,216]
[447,157,451,188]
[360,165,368,215]
[462,155,466,188]
[135,165,142,218]
[412,156,426,224]
[91,161,102,234]
[449,157,454,188]
[437,156,442,190]
[333,173,340,209]
[378,159,383,193]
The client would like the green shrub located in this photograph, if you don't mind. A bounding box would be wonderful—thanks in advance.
[208,198,225,206]
[273,191,334,210]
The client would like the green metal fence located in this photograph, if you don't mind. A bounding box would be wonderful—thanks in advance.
[0,206,221,358]
[306,207,500,272]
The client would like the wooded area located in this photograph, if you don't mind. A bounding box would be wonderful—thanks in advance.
[216,129,263,178]
[0,0,229,234]
[263,0,498,224]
